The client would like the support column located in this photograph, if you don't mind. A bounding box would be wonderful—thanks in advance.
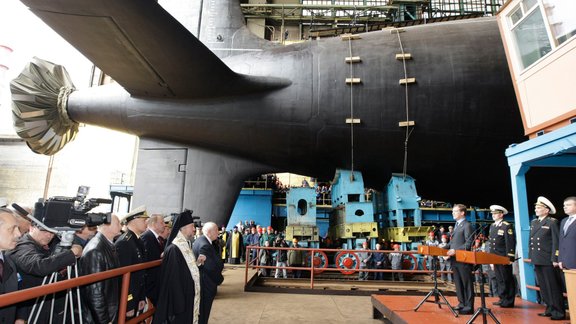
[509,163,536,302]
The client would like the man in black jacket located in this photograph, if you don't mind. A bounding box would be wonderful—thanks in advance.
[140,214,166,306]
[530,196,565,320]
[79,215,122,324]
[0,208,22,324]
[445,204,475,315]
[8,222,82,323]
[115,206,149,321]
[193,222,224,324]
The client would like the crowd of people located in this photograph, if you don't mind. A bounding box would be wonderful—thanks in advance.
[1,195,575,322]
[0,205,225,324]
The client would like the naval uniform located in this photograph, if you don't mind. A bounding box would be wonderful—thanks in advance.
[488,220,516,307]
[115,229,147,319]
[529,216,565,318]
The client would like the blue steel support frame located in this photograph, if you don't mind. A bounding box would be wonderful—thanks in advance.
[509,163,535,302]
[506,123,576,303]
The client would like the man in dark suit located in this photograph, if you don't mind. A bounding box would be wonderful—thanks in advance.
[116,206,149,321]
[0,208,22,324]
[529,196,565,320]
[445,204,475,315]
[193,222,224,324]
[140,214,166,306]
[559,196,576,270]
[488,205,516,308]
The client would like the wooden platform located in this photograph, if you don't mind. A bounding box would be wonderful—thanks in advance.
[372,295,569,324]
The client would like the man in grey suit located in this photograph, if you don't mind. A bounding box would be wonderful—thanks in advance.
[193,222,224,324]
[446,204,475,315]
[559,196,576,270]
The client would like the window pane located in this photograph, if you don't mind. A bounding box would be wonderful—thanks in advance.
[510,6,523,25]
[543,0,576,45]
[523,0,538,11]
[512,9,552,69]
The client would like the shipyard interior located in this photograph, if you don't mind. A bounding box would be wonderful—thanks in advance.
[0,0,575,323]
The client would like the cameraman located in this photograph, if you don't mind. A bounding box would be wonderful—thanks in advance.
[8,223,82,323]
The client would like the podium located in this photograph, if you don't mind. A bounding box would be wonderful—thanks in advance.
[455,250,510,324]
[414,245,458,317]
[564,269,576,323]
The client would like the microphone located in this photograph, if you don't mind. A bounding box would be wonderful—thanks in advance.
[11,203,29,218]
[465,223,489,251]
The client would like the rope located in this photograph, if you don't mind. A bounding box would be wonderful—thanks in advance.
[57,86,76,128]
[395,30,414,180]
[348,38,355,175]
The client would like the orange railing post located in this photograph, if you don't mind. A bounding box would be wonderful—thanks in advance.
[310,247,315,289]
[117,272,131,324]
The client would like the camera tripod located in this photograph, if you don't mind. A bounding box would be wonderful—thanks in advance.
[28,262,84,324]
[414,256,458,317]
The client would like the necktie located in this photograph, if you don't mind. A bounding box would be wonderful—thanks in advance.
[564,217,575,235]
[158,236,166,252]
[0,257,4,282]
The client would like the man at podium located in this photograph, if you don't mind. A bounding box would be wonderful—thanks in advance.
[488,205,516,308]
[445,204,475,315]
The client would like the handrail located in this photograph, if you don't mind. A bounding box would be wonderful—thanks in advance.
[0,259,162,324]
[244,245,453,290]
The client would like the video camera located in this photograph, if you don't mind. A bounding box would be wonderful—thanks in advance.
[33,185,112,232]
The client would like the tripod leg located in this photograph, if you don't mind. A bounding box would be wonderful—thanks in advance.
[74,264,84,324]
[487,309,501,324]
[437,291,459,317]
[466,307,482,324]
[414,289,435,311]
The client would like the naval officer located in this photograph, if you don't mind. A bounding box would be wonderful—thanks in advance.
[116,206,149,321]
[488,205,516,308]
[529,197,565,320]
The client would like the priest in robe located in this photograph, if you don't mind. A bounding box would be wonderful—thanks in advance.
[226,226,244,264]
[153,210,206,324]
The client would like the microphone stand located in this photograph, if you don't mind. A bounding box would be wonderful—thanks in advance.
[414,253,458,317]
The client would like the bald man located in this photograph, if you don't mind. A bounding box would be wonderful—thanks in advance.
[0,208,23,324]
[192,222,224,324]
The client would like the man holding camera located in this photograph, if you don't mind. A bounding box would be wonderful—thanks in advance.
[8,221,82,323]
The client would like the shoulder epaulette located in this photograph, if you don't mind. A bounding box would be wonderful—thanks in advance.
[120,231,133,241]
[503,221,510,225]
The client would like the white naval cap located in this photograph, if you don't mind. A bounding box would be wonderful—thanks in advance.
[119,205,149,224]
[535,196,556,215]
[489,205,508,215]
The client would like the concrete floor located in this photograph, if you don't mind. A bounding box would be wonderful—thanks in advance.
[209,265,383,324]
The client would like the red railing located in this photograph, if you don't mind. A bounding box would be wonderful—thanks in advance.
[243,245,453,289]
[0,260,161,324]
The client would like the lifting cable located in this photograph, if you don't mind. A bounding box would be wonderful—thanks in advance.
[347,38,355,175]
[395,30,415,180]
